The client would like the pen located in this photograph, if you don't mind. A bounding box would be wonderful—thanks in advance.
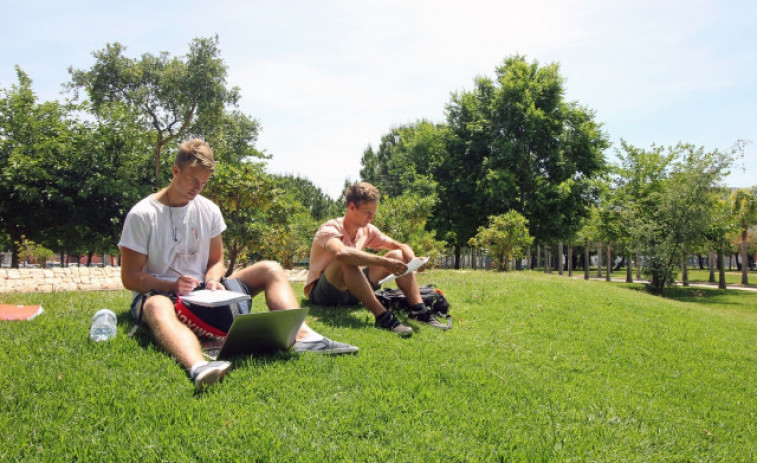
[167,266,182,276]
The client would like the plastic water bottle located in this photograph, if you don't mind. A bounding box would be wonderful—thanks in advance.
[89,309,117,342]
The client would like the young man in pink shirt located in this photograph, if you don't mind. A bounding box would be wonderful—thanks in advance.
[304,182,449,336]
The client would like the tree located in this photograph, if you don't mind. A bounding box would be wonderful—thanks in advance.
[360,120,447,199]
[444,56,608,265]
[202,162,278,274]
[730,186,757,284]
[468,211,533,271]
[68,35,248,185]
[257,190,315,269]
[637,143,735,294]
[373,192,446,263]
[0,67,75,267]
[276,175,341,221]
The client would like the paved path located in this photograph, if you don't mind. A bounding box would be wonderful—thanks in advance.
[570,275,757,292]
[285,269,308,282]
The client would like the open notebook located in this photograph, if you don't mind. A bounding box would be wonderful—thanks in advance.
[202,308,309,360]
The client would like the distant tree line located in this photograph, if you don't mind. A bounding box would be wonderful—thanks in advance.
[2,37,755,294]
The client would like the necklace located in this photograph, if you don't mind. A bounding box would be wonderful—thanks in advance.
[167,189,178,242]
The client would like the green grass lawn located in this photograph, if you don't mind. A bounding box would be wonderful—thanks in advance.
[1,270,755,462]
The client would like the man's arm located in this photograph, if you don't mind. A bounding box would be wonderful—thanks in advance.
[121,247,197,295]
[382,240,417,263]
[204,235,226,290]
[324,237,407,276]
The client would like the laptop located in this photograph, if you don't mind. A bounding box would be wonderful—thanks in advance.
[202,308,309,360]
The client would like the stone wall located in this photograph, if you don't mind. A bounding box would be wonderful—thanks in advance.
[0,267,124,293]
[0,267,307,293]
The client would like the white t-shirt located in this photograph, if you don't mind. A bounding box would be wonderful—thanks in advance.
[118,194,226,283]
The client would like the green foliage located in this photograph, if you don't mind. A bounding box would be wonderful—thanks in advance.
[202,161,277,272]
[468,210,534,271]
[633,143,736,294]
[730,185,757,284]
[257,190,315,268]
[360,120,447,199]
[68,35,250,185]
[15,236,55,266]
[373,192,445,263]
[2,272,756,461]
[276,174,342,221]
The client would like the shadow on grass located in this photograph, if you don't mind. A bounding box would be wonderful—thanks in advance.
[621,283,742,307]
[300,299,370,329]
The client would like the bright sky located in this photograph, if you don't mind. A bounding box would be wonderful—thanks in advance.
[2,0,755,199]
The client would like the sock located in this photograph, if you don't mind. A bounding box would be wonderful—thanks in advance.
[410,303,427,314]
[189,360,209,378]
[298,332,325,343]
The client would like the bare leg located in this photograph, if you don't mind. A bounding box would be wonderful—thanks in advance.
[325,260,388,317]
[230,260,318,340]
[141,295,205,369]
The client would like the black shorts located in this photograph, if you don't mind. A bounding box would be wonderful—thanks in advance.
[129,278,251,326]
[308,268,378,307]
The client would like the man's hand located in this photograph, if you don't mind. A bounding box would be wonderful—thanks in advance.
[385,257,408,276]
[175,275,200,296]
[205,278,224,291]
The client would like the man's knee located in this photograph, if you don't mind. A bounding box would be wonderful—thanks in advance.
[232,260,288,288]
[385,249,408,262]
[141,295,177,326]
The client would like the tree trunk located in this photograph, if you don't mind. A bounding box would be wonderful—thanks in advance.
[681,243,689,286]
[568,245,573,277]
[584,239,590,280]
[626,251,633,283]
[635,250,641,279]
[741,229,749,285]
[718,249,727,289]
[605,242,611,282]
[558,242,564,275]
[537,245,542,272]
[596,242,603,278]
[8,224,23,269]
[526,247,532,270]
[708,252,716,283]
[545,247,551,273]
[454,245,461,270]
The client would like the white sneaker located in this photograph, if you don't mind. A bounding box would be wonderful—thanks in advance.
[293,337,359,354]
[192,361,232,391]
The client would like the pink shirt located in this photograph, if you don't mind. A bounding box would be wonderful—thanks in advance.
[304,217,394,296]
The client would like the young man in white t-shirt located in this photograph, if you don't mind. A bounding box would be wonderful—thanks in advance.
[304,182,449,336]
[119,139,357,391]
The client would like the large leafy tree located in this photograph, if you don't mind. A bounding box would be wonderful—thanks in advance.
[68,35,251,186]
[443,56,608,266]
[0,68,76,266]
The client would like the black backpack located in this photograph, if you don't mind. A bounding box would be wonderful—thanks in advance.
[375,284,451,328]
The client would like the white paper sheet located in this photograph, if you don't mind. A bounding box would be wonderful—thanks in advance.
[179,289,251,307]
[378,256,429,286]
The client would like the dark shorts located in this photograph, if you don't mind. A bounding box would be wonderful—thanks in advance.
[308,268,378,307]
[129,278,251,326]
